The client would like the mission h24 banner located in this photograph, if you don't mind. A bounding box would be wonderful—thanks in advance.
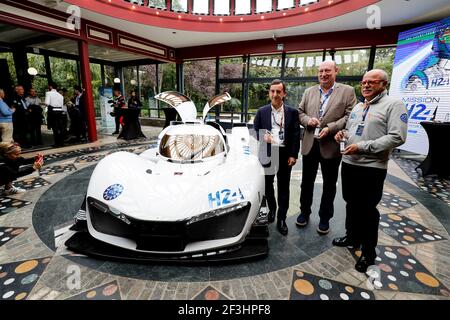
[390,16,450,155]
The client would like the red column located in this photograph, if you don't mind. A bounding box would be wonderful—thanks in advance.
[78,40,97,142]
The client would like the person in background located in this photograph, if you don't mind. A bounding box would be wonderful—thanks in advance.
[45,82,65,147]
[128,90,143,109]
[0,142,43,195]
[332,69,408,273]
[0,89,15,143]
[112,88,126,134]
[10,85,29,148]
[25,88,43,146]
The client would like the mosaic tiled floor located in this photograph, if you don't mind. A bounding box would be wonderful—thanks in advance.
[39,164,77,176]
[193,286,230,300]
[392,154,450,206]
[0,257,52,300]
[0,197,32,216]
[66,281,121,300]
[349,246,450,296]
[0,227,27,247]
[289,270,375,300]
[380,192,417,211]
[75,155,105,163]
[380,213,447,245]
[13,177,51,190]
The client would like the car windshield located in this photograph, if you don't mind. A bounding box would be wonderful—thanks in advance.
[159,133,225,161]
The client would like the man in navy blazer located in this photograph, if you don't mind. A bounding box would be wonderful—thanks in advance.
[253,79,300,236]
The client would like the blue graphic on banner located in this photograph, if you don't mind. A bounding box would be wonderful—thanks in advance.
[103,184,124,201]
[390,16,450,155]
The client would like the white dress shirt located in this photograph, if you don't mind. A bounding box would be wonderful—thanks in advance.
[45,89,64,111]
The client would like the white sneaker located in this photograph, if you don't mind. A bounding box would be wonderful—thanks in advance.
[3,186,26,195]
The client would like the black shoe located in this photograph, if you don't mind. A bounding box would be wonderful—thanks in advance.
[295,212,309,227]
[355,255,376,273]
[317,220,330,235]
[268,210,275,223]
[332,236,360,248]
[277,220,288,236]
[112,131,119,134]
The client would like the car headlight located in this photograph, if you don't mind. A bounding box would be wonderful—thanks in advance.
[89,198,130,225]
[186,201,249,225]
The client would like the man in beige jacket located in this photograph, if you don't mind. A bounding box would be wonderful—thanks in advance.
[297,60,357,234]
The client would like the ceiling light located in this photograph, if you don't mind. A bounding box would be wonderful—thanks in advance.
[27,67,38,76]
[114,78,121,84]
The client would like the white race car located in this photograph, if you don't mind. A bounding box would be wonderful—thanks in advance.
[66,92,269,262]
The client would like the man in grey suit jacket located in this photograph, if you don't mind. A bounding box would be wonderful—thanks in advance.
[297,60,357,234]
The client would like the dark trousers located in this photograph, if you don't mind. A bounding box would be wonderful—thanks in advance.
[300,140,341,221]
[341,162,387,259]
[50,111,66,146]
[264,147,293,221]
[115,114,121,132]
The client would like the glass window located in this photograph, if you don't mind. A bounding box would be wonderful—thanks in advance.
[249,55,282,78]
[374,47,396,81]
[159,63,177,92]
[219,83,242,118]
[214,0,230,15]
[235,0,251,14]
[300,0,319,5]
[139,64,157,117]
[277,0,294,10]
[172,0,188,12]
[27,53,46,75]
[284,81,317,108]
[256,0,272,13]
[248,82,270,115]
[0,52,17,85]
[341,81,363,102]
[193,0,209,14]
[31,77,48,99]
[148,0,166,9]
[284,51,323,77]
[49,57,78,94]
[123,66,138,100]
[104,65,115,88]
[334,48,370,76]
[90,63,102,117]
[184,59,216,112]
[219,57,244,79]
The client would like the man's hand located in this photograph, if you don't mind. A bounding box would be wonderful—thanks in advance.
[263,132,272,144]
[307,117,320,128]
[342,144,358,155]
[318,126,330,139]
[287,157,296,166]
[334,130,344,143]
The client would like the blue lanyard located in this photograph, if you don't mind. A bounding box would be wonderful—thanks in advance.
[319,88,333,118]
[361,104,370,123]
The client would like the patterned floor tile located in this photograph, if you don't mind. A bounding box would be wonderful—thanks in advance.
[66,280,121,300]
[289,270,375,300]
[392,155,450,206]
[74,155,105,163]
[0,257,52,300]
[39,164,77,176]
[13,177,51,190]
[349,246,450,297]
[380,192,417,211]
[380,213,447,246]
[192,285,230,300]
[0,197,32,216]
[0,227,27,247]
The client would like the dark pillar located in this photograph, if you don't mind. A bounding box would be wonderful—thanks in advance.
[176,62,184,93]
[78,40,97,142]
[12,47,31,90]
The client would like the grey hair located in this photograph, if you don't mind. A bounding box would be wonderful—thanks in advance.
[320,60,338,69]
[366,69,389,81]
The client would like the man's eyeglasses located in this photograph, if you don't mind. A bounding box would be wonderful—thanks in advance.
[360,80,386,86]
